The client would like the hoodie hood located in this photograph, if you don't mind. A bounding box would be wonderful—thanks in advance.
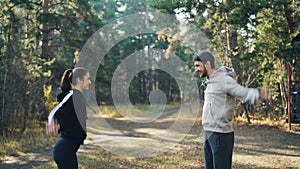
[57,90,71,102]
[209,66,236,79]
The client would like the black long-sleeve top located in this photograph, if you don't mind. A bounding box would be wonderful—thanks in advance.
[54,89,87,144]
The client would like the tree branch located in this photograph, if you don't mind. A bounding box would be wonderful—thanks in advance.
[49,44,79,51]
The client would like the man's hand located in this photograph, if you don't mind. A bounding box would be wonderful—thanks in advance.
[259,87,272,104]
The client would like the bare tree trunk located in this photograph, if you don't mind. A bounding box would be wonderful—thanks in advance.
[140,36,147,104]
[142,69,147,103]
[1,21,14,136]
[283,3,294,34]
[242,103,252,124]
[1,70,7,136]
[148,45,153,93]
[22,101,29,132]
[38,0,50,119]
[42,0,50,61]
[158,55,170,103]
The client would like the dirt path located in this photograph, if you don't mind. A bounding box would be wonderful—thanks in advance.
[233,125,300,169]
[1,117,300,169]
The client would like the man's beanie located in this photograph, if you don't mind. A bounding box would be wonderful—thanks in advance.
[193,50,214,63]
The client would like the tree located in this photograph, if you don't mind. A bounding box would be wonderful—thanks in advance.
[0,0,100,135]
[150,0,300,120]
[93,0,182,105]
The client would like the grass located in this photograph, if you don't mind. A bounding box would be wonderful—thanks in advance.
[0,121,56,158]
[233,113,288,127]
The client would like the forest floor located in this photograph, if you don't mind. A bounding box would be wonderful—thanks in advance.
[1,112,300,169]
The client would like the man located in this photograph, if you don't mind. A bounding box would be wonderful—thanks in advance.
[194,51,271,169]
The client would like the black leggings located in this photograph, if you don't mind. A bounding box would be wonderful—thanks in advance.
[53,137,81,169]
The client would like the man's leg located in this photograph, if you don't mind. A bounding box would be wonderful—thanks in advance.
[204,131,214,169]
[211,132,234,169]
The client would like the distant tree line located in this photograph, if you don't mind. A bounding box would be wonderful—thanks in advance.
[0,0,299,135]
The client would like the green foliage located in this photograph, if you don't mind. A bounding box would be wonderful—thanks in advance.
[150,0,300,119]
[43,85,58,113]
[0,0,299,136]
[0,0,101,135]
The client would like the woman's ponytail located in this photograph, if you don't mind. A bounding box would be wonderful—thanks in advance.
[60,67,88,91]
[60,69,73,91]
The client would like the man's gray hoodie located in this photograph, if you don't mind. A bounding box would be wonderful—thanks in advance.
[202,66,259,133]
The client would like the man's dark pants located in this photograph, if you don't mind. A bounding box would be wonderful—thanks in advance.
[204,131,234,169]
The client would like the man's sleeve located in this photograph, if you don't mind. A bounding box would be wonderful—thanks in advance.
[225,76,259,104]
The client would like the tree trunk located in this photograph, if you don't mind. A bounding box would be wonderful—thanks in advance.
[148,45,153,93]
[1,70,7,136]
[283,3,294,34]
[42,0,50,61]
[242,103,252,124]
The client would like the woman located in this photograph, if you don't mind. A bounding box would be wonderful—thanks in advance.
[50,67,91,169]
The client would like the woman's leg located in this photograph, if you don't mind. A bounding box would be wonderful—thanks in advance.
[53,137,80,169]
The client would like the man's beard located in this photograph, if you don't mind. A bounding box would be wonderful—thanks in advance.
[200,67,208,78]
